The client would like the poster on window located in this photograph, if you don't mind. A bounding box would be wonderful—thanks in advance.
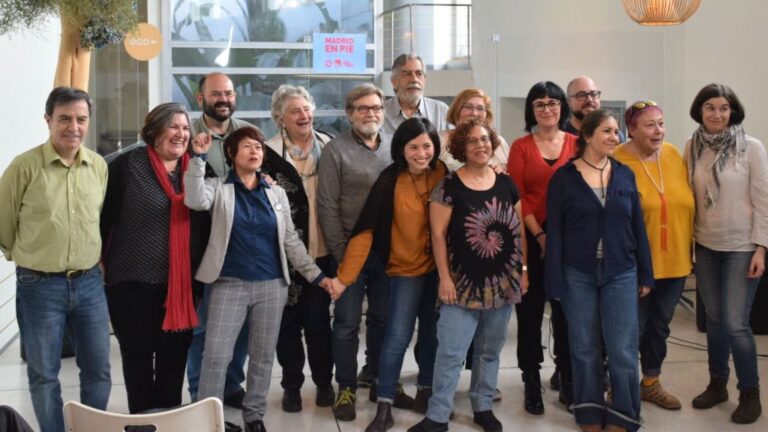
[313,33,366,74]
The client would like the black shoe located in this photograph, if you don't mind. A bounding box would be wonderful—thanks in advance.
[316,383,335,407]
[692,375,729,409]
[333,387,357,421]
[407,417,449,432]
[522,371,545,415]
[224,421,243,432]
[224,388,246,410]
[358,364,375,388]
[550,368,561,391]
[244,419,266,432]
[731,387,762,424]
[413,388,432,413]
[473,410,502,432]
[370,381,415,409]
[559,370,574,412]
[365,402,394,432]
[281,388,302,413]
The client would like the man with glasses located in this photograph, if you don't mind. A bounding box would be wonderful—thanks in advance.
[382,53,449,136]
[318,83,403,421]
[187,72,259,411]
[565,76,626,142]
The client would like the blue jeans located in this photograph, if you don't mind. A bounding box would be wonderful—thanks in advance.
[187,284,248,400]
[561,265,641,432]
[427,304,512,423]
[695,245,760,390]
[638,277,686,376]
[15,266,111,432]
[377,271,438,402]
[333,253,389,390]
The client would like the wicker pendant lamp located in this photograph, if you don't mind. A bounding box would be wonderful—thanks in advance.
[622,0,701,25]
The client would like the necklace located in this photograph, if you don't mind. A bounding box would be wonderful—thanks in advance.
[409,169,432,256]
[630,143,669,250]
[580,156,610,198]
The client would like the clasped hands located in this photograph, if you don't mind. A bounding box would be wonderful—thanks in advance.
[317,277,348,301]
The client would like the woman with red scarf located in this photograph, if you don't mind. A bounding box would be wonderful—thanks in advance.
[100,102,208,413]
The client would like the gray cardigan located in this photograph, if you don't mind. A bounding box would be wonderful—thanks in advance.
[184,157,322,285]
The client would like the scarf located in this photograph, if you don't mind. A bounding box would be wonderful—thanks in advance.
[687,124,746,208]
[146,145,198,331]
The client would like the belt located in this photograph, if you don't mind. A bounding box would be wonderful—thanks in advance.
[20,267,91,279]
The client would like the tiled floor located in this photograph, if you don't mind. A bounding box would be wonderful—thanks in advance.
[1,295,766,431]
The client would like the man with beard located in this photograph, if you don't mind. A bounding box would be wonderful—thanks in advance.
[318,83,407,421]
[187,72,255,411]
[382,53,448,136]
[192,72,256,177]
[564,76,626,142]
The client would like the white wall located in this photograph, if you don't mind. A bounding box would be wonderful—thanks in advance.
[469,0,768,149]
[0,19,62,351]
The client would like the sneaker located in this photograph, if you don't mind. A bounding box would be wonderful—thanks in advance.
[333,387,357,421]
[281,388,302,413]
[316,383,335,407]
[641,380,681,410]
[407,417,449,432]
[357,364,375,388]
[473,410,502,432]
[369,381,415,409]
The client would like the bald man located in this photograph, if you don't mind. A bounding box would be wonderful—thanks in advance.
[565,76,626,142]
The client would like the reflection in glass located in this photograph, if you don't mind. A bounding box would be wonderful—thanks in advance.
[171,0,373,43]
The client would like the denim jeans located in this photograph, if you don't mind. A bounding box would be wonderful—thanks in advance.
[376,271,438,402]
[695,245,760,390]
[15,266,111,432]
[332,253,389,390]
[427,304,512,423]
[187,284,248,400]
[561,265,641,432]
[638,277,686,377]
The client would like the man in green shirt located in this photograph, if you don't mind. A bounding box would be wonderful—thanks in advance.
[0,87,111,432]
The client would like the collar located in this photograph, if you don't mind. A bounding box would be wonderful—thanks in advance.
[393,95,425,117]
[199,115,235,138]
[350,129,382,150]
[224,169,271,189]
[43,138,91,166]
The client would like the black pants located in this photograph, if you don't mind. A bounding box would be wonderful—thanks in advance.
[106,282,193,413]
[276,255,335,390]
[515,228,571,375]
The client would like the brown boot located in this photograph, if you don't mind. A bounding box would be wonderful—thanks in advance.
[731,387,762,424]
[579,425,601,432]
[692,375,728,409]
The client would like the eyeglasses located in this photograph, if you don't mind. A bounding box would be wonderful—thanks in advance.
[532,101,561,113]
[632,100,658,110]
[353,104,384,114]
[569,91,601,101]
[467,135,491,146]
[461,103,487,113]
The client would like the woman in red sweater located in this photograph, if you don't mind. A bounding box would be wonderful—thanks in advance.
[508,81,578,415]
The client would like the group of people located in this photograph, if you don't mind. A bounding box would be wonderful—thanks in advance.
[0,52,764,432]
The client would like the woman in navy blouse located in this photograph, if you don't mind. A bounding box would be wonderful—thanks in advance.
[545,109,653,432]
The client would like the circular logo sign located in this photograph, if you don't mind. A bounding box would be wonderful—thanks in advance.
[124,23,163,61]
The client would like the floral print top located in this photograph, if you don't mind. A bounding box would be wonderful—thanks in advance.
[431,171,524,309]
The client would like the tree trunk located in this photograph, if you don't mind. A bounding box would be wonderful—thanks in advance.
[53,14,92,90]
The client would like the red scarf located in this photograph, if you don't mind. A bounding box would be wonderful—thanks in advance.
[146,145,198,331]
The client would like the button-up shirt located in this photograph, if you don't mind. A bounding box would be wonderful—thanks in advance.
[0,139,107,272]
[382,96,449,136]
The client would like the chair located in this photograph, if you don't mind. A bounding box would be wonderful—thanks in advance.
[63,397,225,432]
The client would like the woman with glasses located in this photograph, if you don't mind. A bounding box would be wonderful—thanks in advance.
[409,117,527,432]
[613,101,694,411]
[186,127,331,432]
[265,85,336,412]
[439,88,509,172]
[507,81,577,415]
[685,84,766,424]
[330,118,447,432]
[546,109,653,432]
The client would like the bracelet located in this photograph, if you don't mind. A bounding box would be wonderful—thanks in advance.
[534,231,545,239]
